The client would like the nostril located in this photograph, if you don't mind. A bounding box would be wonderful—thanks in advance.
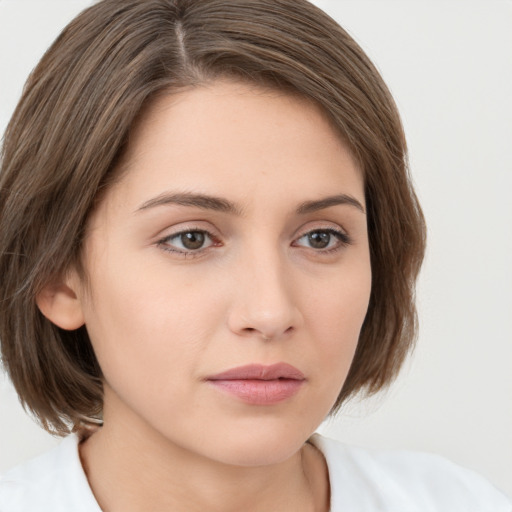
[239,326,295,341]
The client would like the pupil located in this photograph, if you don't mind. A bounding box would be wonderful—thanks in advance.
[181,232,205,250]
[309,231,330,249]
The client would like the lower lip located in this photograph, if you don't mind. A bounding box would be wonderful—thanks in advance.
[208,379,304,405]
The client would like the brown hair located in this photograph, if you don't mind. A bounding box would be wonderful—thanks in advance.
[0,0,426,435]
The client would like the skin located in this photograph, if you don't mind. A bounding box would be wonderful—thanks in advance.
[40,80,371,511]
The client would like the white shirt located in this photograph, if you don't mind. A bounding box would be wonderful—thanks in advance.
[1,433,510,511]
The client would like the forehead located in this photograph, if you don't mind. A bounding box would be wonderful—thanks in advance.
[102,80,364,216]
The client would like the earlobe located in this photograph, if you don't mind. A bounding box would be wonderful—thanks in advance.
[36,274,85,331]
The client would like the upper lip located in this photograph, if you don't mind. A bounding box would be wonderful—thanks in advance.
[207,363,305,381]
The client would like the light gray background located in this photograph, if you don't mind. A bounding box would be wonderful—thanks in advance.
[1,0,511,497]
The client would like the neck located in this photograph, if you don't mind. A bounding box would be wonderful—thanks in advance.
[79,406,329,512]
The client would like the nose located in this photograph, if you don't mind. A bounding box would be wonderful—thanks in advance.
[226,249,303,341]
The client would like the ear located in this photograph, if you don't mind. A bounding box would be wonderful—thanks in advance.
[36,272,85,330]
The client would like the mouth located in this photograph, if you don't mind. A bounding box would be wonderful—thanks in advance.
[206,363,305,405]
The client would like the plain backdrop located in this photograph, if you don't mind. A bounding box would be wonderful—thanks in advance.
[1,0,511,497]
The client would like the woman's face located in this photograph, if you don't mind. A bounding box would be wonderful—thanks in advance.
[76,80,371,466]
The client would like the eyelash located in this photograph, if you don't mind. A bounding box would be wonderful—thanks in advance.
[156,226,352,258]
[156,227,221,258]
[292,228,352,254]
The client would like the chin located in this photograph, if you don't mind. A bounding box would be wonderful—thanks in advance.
[213,439,303,468]
[191,420,315,468]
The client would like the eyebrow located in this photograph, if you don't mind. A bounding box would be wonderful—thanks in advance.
[136,192,243,215]
[296,194,365,215]
[135,192,365,215]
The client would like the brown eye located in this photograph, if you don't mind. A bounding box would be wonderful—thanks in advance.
[180,231,206,250]
[294,228,350,251]
[160,230,216,253]
[308,231,331,249]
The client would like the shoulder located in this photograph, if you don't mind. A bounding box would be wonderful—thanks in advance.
[310,434,512,512]
[0,435,100,512]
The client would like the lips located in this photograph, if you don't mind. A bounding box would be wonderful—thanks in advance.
[208,363,305,381]
[206,363,305,405]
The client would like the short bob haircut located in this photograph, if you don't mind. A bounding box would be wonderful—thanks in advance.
[0,0,426,435]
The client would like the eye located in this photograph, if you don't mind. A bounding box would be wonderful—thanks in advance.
[294,228,350,251]
[158,229,218,254]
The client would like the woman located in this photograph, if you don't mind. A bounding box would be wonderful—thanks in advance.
[0,0,510,510]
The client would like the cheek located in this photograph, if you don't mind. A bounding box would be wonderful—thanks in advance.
[309,255,371,338]
[303,257,372,385]
[81,264,204,389]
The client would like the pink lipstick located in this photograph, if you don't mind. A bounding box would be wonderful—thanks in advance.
[206,363,305,405]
